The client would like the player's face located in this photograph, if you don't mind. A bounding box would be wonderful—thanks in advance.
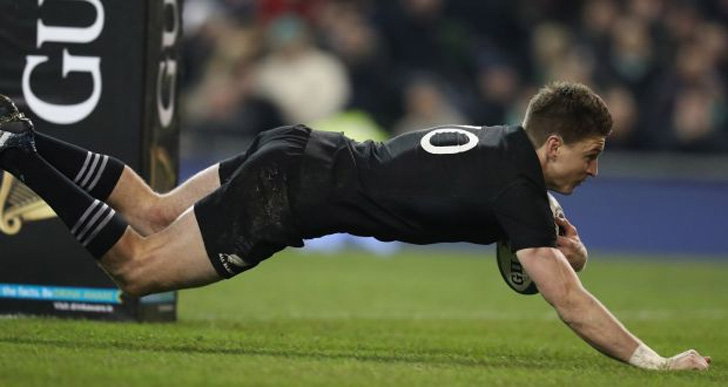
[546,136,606,194]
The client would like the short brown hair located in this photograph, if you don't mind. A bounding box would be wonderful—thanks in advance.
[522,81,613,146]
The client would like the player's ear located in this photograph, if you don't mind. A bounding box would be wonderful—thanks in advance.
[545,135,562,161]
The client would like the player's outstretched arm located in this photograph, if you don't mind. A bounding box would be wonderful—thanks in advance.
[517,247,711,371]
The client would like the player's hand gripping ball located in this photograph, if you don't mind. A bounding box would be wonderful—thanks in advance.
[496,193,564,295]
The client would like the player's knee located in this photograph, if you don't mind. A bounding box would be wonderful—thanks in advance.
[117,278,149,298]
[112,249,160,297]
[114,264,151,297]
[117,270,159,298]
[144,194,176,232]
[96,230,160,297]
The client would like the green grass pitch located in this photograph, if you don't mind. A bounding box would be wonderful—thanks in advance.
[1,249,726,386]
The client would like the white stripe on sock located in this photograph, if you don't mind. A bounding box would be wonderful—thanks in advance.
[80,154,101,188]
[71,199,101,235]
[85,155,109,191]
[76,203,109,242]
[0,132,12,147]
[81,209,117,247]
[74,152,93,183]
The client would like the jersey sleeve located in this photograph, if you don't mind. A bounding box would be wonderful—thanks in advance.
[492,181,556,251]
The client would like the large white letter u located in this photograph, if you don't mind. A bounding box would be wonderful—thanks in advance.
[22,50,102,125]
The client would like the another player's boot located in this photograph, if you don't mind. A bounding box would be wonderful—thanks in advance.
[0,95,36,155]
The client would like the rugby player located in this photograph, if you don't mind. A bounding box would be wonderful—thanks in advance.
[0,82,710,370]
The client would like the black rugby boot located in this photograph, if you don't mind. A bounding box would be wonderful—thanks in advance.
[0,95,36,155]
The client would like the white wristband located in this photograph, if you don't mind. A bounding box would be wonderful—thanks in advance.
[628,343,668,370]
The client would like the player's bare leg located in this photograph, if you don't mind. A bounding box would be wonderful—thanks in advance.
[22,117,224,235]
[99,208,222,296]
[106,164,221,235]
[0,94,223,294]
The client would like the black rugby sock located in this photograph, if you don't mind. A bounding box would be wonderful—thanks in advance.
[35,132,124,201]
[0,149,127,258]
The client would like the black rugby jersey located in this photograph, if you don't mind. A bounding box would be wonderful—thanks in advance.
[292,125,557,251]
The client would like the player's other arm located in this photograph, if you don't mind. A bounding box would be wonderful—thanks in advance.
[517,247,711,371]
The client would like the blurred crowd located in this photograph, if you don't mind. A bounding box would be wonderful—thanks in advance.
[180,0,728,156]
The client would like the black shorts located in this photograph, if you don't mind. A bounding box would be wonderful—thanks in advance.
[194,125,310,278]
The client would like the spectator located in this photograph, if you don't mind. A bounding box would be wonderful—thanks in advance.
[256,0,327,25]
[530,23,573,84]
[393,75,466,135]
[470,55,521,125]
[316,1,401,128]
[645,40,728,152]
[578,0,619,74]
[253,14,351,124]
[602,86,644,150]
[179,0,728,154]
[667,85,728,152]
[608,16,659,96]
[375,0,475,86]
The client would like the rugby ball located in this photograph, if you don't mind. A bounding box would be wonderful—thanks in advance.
[496,192,564,295]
